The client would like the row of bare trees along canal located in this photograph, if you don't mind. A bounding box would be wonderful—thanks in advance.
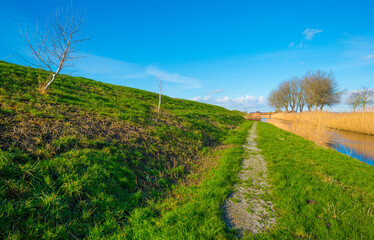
[267,70,342,112]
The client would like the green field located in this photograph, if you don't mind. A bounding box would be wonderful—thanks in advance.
[0,61,244,239]
[252,122,374,239]
[1,61,373,239]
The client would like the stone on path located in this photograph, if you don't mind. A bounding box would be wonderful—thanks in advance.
[222,122,276,237]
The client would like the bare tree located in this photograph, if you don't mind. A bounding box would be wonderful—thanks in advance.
[269,78,304,112]
[303,72,318,111]
[268,70,341,112]
[358,87,374,111]
[20,7,88,92]
[267,89,283,112]
[318,72,341,110]
[303,70,341,111]
[288,78,299,112]
[278,81,291,112]
[296,78,307,112]
[156,76,163,113]
[346,91,362,112]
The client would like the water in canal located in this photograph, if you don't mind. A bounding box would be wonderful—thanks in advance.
[261,118,374,166]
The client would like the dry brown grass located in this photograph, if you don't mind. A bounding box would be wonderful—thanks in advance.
[0,105,203,191]
[268,118,332,147]
[272,109,374,135]
[244,113,261,121]
[38,85,48,95]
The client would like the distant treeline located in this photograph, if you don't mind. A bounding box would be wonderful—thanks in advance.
[268,70,341,112]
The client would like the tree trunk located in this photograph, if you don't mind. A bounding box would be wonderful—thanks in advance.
[157,91,161,113]
[44,73,57,91]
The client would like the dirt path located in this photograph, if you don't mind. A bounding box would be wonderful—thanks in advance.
[222,122,275,237]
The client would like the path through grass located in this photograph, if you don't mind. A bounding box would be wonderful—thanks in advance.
[252,122,374,239]
[116,121,253,239]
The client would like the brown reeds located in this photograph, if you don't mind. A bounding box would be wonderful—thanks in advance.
[268,118,332,147]
[272,109,374,135]
[244,113,261,121]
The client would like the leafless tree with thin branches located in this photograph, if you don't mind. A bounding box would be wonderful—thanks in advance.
[156,76,163,113]
[358,87,374,111]
[346,91,362,112]
[268,70,342,112]
[20,7,88,92]
[267,89,283,112]
[303,70,341,111]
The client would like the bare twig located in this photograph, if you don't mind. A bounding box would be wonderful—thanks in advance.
[19,6,89,92]
[156,76,163,113]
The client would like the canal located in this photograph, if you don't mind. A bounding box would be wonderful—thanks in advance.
[261,118,374,166]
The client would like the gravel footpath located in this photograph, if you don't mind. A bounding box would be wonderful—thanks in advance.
[222,122,275,237]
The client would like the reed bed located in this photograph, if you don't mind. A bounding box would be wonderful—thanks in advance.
[267,118,331,147]
[271,110,374,135]
[244,113,261,121]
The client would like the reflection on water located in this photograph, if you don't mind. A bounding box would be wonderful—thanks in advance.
[261,118,374,166]
[330,130,374,166]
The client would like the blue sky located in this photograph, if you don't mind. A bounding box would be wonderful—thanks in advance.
[1,0,374,112]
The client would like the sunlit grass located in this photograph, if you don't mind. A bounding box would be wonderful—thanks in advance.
[0,60,245,239]
[252,122,374,239]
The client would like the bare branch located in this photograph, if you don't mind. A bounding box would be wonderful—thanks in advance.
[156,76,163,113]
[19,6,89,92]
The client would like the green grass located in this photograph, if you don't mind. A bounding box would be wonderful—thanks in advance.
[0,61,245,239]
[250,122,374,239]
[120,121,253,239]
[3,60,372,239]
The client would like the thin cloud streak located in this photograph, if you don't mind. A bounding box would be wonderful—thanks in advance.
[364,54,374,60]
[303,28,323,40]
[191,95,269,112]
[75,55,201,89]
[207,89,224,95]
[77,55,146,80]
[146,66,201,89]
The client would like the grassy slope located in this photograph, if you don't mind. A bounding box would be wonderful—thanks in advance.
[122,121,253,239]
[253,122,374,239]
[0,61,244,239]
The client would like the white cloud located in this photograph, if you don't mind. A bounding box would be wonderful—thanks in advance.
[363,54,374,60]
[120,73,149,79]
[258,96,266,104]
[207,89,224,95]
[75,55,202,90]
[76,55,147,81]
[191,94,269,112]
[303,28,323,40]
[146,66,201,89]
[288,42,295,47]
[331,36,374,70]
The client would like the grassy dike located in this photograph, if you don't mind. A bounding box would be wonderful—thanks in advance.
[252,122,374,239]
[0,61,245,239]
[121,121,253,239]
